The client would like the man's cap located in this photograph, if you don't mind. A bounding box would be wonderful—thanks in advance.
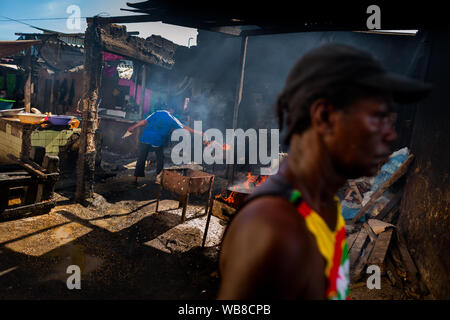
[283,43,432,104]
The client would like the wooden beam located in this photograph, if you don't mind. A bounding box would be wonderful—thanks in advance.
[0,200,55,220]
[363,222,378,243]
[7,154,46,178]
[367,228,394,274]
[24,48,31,112]
[208,26,242,36]
[139,64,146,120]
[351,240,376,282]
[349,228,369,267]
[396,232,419,283]
[227,35,248,185]
[374,192,402,220]
[351,154,414,223]
[346,232,359,251]
[101,34,173,69]
[75,20,103,203]
[367,219,394,235]
[87,15,162,25]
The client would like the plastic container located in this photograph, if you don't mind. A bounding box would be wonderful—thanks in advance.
[48,115,74,126]
[17,113,46,124]
[0,99,15,110]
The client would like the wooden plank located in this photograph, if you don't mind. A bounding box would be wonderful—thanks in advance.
[385,256,403,289]
[367,229,394,274]
[139,64,146,120]
[349,229,369,267]
[346,232,358,251]
[228,35,248,186]
[75,20,102,203]
[367,219,395,234]
[0,200,55,220]
[351,240,376,282]
[0,176,32,187]
[396,232,419,282]
[7,154,46,178]
[351,154,414,223]
[374,192,402,220]
[363,222,378,242]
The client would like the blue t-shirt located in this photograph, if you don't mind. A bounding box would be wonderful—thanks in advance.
[140,110,184,146]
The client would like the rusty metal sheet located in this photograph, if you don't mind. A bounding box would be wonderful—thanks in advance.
[162,168,214,196]
[161,168,214,196]
[161,169,190,196]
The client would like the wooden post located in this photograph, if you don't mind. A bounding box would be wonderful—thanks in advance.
[227,35,248,185]
[75,19,103,203]
[201,176,215,248]
[134,62,139,102]
[24,48,31,112]
[139,64,146,120]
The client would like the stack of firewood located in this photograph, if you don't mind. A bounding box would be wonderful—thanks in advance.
[346,154,430,299]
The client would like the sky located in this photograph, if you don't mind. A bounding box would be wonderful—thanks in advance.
[0,0,198,47]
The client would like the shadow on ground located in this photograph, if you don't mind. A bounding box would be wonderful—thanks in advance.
[0,203,220,299]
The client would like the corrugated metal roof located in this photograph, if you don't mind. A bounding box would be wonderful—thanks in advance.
[0,40,41,58]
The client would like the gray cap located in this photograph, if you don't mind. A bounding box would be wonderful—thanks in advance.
[283,43,432,104]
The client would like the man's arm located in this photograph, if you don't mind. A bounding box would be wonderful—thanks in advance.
[183,125,205,137]
[218,197,312,299]
[128,119,148,132]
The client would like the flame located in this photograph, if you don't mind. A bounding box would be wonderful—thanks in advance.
[222,143,231,151]
[215,172,268,206]
[244,172,258,190]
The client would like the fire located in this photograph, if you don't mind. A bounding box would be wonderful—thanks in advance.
[244,172,258,189]
[222,143,231,151]
[215,172,269,206]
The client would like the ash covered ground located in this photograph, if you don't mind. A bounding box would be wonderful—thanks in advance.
[0,150,228,299]
[0,150,410,300]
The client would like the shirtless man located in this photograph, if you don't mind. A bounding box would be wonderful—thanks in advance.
[218,44,431,299]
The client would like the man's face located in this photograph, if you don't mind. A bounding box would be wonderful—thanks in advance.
[325,97,398,178]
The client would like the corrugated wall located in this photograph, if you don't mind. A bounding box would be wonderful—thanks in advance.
[399,29,450,299]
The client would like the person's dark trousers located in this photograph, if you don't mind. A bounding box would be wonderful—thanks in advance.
[134,142,165,177]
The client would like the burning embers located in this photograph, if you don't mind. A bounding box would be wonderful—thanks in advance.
[215,172,268,209]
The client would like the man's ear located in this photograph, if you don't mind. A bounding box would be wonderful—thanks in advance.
[310,98,336,135]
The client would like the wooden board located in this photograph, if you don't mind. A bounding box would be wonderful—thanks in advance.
[351,240,376,282]
[351,154,414,223]
[0,200,55,220]
[368,229,394,274]
[346,232,359,251]
[374,192,402,220]
[396,232,419,282]
[367,219,394,234]
[349,229,369,267]
[363,222,378,242]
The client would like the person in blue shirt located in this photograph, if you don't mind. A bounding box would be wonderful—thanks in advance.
[127,107,202,184]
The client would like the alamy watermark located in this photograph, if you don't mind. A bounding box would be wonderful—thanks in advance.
[66,265,81,289]
[171,121,280,175]
[366,5,381,30]
[66,5,81,31]
[366,264,381,289]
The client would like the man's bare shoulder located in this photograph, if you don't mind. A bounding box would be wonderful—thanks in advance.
[228,196,308,240]
[218,196,315,299]
[221,196,314,267]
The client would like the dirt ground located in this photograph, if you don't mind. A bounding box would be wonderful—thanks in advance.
[0,152,415,300]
